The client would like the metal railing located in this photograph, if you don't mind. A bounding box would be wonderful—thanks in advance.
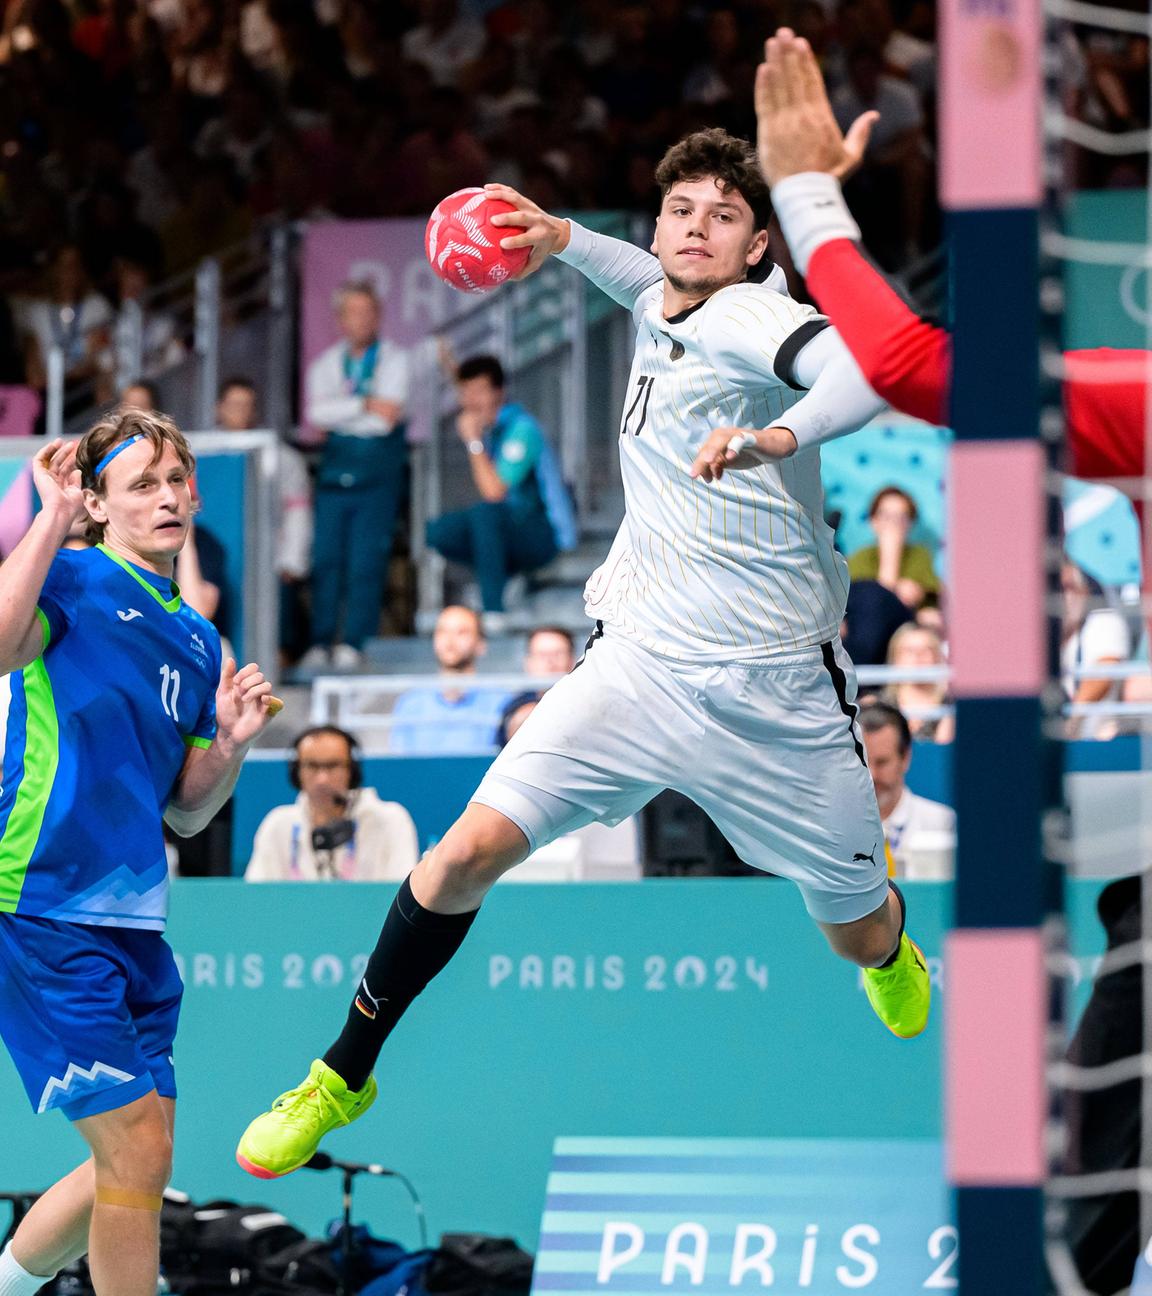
[308,672,562,749]
[45,223,297,440]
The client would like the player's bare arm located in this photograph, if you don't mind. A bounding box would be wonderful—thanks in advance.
[165,658,278,836]
[484,182,571,280]
[756,29,877,185]
[0,440,86,675]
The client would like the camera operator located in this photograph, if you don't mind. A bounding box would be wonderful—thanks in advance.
[245,727,418,881]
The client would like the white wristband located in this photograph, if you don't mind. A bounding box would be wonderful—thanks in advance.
[726,431,758,455]
[770,173,861,276]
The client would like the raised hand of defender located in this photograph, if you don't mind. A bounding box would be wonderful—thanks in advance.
[689,426,799,482]
[215,658,276,748]
[755,29,878,184]
[484,182,571,280]
[32,439,85,526]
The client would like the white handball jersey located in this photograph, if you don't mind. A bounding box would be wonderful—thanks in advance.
[583,280,849,660]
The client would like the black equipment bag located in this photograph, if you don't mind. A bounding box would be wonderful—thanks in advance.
[425,1235,533,1296]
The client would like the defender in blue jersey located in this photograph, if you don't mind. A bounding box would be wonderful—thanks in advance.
[0,410,276,1296]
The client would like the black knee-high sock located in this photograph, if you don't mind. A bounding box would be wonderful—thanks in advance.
[878,881,907,968]
[323,876,478,1090]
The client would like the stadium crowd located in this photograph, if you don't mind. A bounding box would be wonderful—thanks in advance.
[0,0,948,395]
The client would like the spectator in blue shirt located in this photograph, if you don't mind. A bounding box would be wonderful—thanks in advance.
[426,355,576,624]
[389,605,511,755]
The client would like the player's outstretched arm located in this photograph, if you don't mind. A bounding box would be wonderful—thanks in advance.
[0,440,85,675]
[755,30,951,424]
[486,182,662,311]
[166,657,280,836]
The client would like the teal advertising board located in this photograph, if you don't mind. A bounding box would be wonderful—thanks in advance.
[534,1137,953,1294]
[0,882,1105,1253]
[1063,190,1150,351]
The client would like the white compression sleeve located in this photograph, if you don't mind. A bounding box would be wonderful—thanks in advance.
[773,327,887,453]
[0,1246,53,1296]
[554,220,663,311]
[770,173,862,276]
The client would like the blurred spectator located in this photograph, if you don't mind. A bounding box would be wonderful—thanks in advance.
[196,76,276,184]
[216,376,259,432]
[246,726,418,881]
[176,520,223,629]
[426,354,575,627]
[301,281,408,672]
[858,702,955,878]
[120,378,159,411]
[17,243,115,406]
[493,627,575,744]
[394,85,490,212]
[1062,559,1130,739]
[112,255,186,379]
[882,622,954,743]
[524,625,576,677]
[77,180,164,296]
[0,298,26,386]
[1067,30,1150,188]
[389,605,511,755]
[401,0,485,87]
[847,486,939,612]
[125,104,198,230]
[216,376,313,661]
[496,689,540,747]
[159,157,252,273]
[841,580,914,667]
[683,9,741,107]
[832,42,931,268]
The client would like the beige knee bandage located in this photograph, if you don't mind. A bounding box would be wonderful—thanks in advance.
[95,1187,163,1211]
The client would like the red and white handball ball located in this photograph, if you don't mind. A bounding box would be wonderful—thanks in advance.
[425,187,529,294]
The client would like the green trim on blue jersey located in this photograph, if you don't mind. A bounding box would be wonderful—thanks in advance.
[0,656,60,912]
[96,544,182,613]
[35,607,50,651]
[183,735,212,750]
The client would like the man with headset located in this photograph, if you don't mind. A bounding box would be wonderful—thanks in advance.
[244,727,418,882]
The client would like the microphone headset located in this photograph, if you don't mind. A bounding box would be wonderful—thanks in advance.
[288,725,363,792]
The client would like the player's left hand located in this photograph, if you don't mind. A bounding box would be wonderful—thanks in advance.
[690,426,798,482]
[215,658,276,749]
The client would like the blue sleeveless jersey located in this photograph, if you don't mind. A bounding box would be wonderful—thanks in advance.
[0,545,221,930]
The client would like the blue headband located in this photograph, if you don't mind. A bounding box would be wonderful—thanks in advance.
[93,434,146,477]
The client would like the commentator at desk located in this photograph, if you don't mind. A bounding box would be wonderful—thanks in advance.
[245,726,418,881]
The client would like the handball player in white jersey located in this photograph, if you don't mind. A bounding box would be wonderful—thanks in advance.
[237,128,931,1179]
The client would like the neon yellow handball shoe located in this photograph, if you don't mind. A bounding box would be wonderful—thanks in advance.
[236,1059,377,1179]
[862,934,931,1039]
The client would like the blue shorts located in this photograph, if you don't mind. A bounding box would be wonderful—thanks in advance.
[0,914,183,1120]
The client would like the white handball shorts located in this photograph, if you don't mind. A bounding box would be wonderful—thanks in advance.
[472,628,888,924]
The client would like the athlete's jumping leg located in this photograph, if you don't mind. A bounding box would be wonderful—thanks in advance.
[237,804,530,1178]
[818,887,903,967]
[75,1092,173,1296]
[818,882,930,1040]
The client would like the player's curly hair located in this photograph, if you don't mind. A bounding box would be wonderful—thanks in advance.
[654,128,772,231]
[75,407,196,545]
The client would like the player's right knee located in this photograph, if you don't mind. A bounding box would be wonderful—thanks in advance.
[93,1120,173,1195]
